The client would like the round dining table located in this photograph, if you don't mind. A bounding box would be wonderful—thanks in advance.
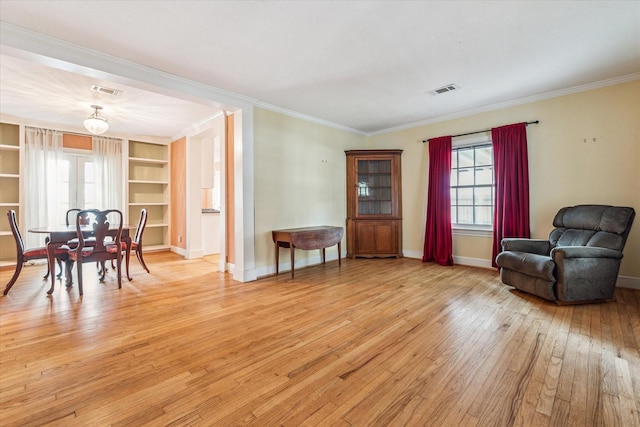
[29,224,133,294]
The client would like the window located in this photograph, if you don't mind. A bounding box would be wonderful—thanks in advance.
[59,153,95,214]
[451,144,494,227]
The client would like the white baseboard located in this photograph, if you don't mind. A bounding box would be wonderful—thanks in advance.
[170,246,204,260]
[185,249,204,260]
[403,251,494,269]
[402,250,422,259]
[616,276,640,290]
[453,256,494,269]
[226,262,235,275]
[406,251,639,288]
[170,246,187,257]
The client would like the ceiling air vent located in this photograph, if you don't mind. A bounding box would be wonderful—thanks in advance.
[90,85,122,96]
[427,84,459,96]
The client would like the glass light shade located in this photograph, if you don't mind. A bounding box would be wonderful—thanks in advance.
[84,105,109,135]
[84,116,109,135]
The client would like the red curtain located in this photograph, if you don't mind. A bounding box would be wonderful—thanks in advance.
[492,123,530,267]
[423,136,453,266]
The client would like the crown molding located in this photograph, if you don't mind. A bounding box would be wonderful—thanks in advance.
[253,101,367,136]
[368,72,640,137]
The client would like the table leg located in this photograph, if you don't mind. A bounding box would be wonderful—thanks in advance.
[65,260,73,287]
[46,243,57,294]
[322,248,326,264]
[290,245,295,278]
[338,241,342,266]
[124,236,132,281]
[275,241,280,275]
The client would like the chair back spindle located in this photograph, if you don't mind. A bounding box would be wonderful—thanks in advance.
[7,210,25,254]
[134,208,148,245]
[67,208,98,226]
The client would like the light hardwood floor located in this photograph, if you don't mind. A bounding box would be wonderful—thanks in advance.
[1,252,639,426]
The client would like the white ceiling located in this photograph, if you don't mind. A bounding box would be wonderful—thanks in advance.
[0,54,221,139]
[1,1,639,138]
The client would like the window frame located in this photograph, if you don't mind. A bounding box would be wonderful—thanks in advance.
[450,135,494,236]
[59,149,95,214]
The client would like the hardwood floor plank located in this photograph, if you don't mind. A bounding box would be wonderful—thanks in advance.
[549,397,570,426]
[567,331,589,425]
[587,350,604,426]
[601,392,624,427]
[421,295,530,425]
[556,331,580,402]
[601,316,621,396]
[536,355,563,417]
[464,307,531,419]
[1,253,639,426]
[615,356,640,427]
[618,291,640,405]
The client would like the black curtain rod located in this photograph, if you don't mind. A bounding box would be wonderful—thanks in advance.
[422,120,539,143]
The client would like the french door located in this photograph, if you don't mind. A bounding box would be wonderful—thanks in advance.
[59,153,95,215]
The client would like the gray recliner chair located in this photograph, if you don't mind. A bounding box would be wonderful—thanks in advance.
[496,205,635,304]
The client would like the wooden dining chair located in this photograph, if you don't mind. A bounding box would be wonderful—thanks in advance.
[3,210,69,295]
[128,208,150,277]
[133,208,150,272]
[63,208,99,245]
[43,208,98,280]
[66,209,123,296]
[111,208,149,280]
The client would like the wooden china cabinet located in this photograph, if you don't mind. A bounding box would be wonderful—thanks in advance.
[345,149,403,258]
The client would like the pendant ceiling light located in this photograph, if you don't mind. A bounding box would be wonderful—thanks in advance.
[83,105,109,135]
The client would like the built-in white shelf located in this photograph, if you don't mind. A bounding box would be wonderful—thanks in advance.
[128,180,169,185]
[129,157,168,164]
[128,140,170,249]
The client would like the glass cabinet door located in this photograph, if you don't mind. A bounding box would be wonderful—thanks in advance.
[346,149,402,259]
[357,159,392,215]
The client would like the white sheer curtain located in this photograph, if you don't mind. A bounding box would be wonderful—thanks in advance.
[92,136,123,215]
[24,127,64,248]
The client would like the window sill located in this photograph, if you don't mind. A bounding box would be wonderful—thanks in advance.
[452,225,492,237]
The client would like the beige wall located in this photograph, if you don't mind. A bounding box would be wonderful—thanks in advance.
[252,81,639,278]
[253,107,366,270]
[368,80,640,278]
